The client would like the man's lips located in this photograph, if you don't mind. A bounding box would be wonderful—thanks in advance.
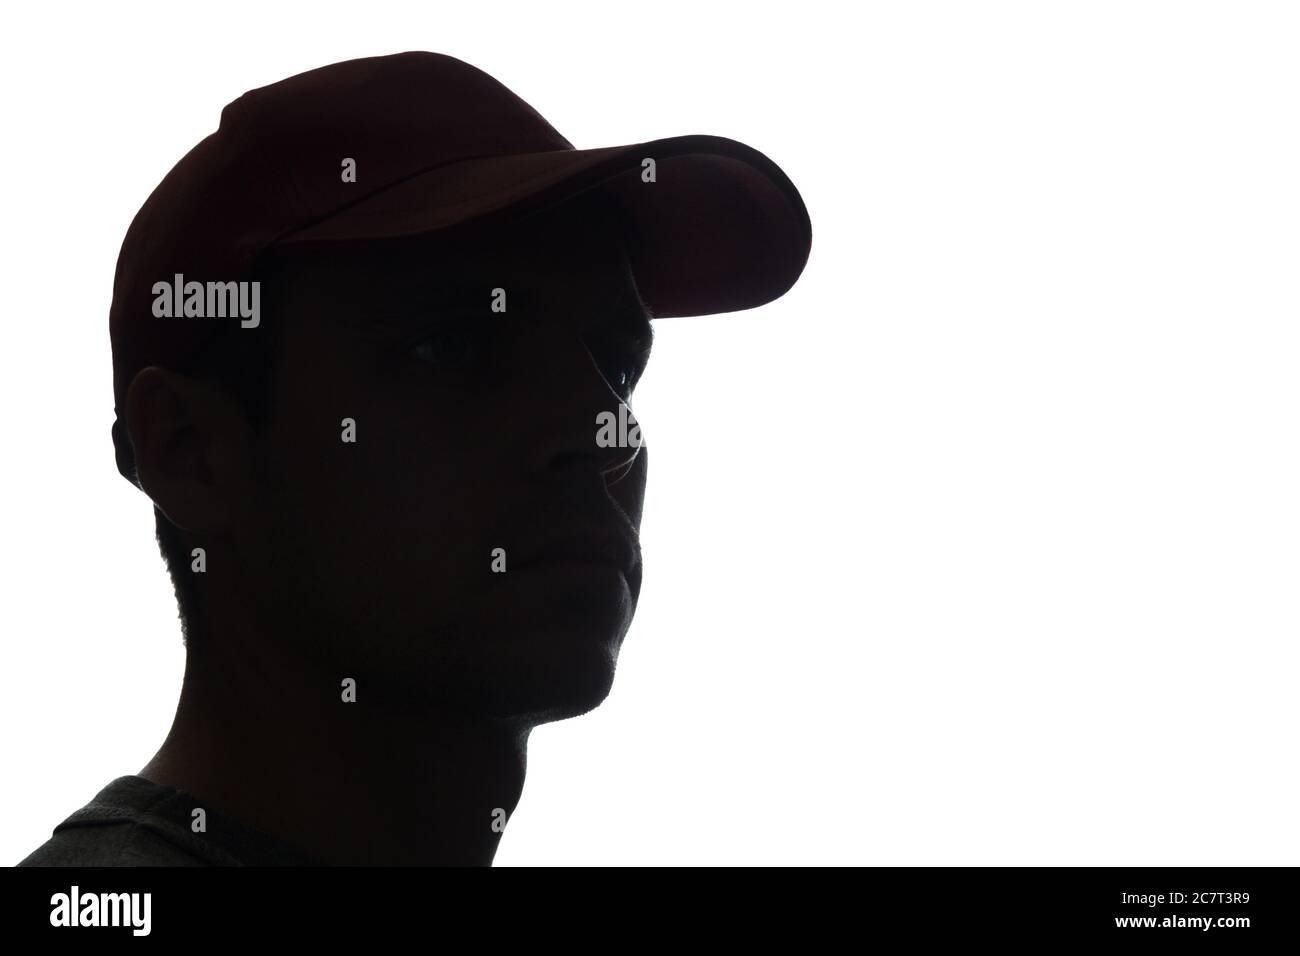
[513,529,640,577]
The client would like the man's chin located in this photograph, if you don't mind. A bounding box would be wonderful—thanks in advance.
[482,642,621,723]
[403,636,622,724]
[357,605,628,722]
[326,568,636,721]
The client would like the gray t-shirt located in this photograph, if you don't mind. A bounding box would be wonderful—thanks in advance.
[16,775,322,866]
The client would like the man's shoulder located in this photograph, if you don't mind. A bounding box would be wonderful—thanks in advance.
[15,775,217,867]
[15,774,321,867]
[17,821,209,867]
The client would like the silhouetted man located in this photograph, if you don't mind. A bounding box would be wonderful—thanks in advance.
[18,51,810,866]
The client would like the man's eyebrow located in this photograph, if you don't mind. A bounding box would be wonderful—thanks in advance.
[597,285,655,350]
[626,308,655,350]
[313,255,658,343]
[326,283,499,336]
[611,245,656,346]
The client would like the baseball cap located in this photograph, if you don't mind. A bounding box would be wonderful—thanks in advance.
[109,51,812,483]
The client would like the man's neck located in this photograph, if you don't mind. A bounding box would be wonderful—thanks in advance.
[139,624,531,866]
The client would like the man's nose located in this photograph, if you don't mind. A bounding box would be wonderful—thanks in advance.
[523,330,644,480]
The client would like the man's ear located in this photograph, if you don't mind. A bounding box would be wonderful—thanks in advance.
[121,366,259,534]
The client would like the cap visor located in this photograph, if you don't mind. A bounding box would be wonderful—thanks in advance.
[271,134,811,318]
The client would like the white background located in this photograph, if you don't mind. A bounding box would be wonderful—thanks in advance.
[2,1,1298,866]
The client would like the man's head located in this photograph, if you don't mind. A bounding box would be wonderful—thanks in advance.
[107,50,809,729]
[127,195,651,724]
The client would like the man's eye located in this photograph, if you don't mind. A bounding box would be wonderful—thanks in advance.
[620,347,652,396]
[596,352,641,402]
[585,337,649,402]
[407,327,479,368]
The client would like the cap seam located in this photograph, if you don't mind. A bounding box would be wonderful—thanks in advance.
[232,93,313,232]
[266,146,583,246]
